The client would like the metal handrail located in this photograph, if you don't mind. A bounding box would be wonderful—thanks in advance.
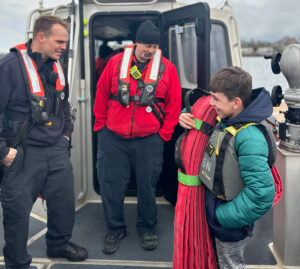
[93,0,158,6]
[51,5,70,15]
[25,9,42,41]
[25,5,70,41]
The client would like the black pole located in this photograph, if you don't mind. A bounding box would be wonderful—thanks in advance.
[79,0,85,79]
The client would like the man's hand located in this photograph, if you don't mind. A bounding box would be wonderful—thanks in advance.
[1,148,17,167]
[179,113,196,129]
[64,136,70,141]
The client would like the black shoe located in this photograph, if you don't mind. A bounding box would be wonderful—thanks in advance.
[141,232,158,250]
[103,231,126,254]
[47,241,88,261]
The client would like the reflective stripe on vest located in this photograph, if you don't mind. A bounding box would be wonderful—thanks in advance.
[146,48,161,82]
[53,61,65,90]
[119,45,134,83]
[119,44,162,84]
[14,43,65,96]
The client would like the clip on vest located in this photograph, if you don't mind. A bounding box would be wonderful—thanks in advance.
[129,65,142,80]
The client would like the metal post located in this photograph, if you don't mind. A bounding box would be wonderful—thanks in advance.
[273,148,300,266]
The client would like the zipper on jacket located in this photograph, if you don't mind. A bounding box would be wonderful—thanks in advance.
[130,79,142,137]
[130,103,136,138]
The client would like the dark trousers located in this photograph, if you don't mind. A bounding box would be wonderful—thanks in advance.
[97,127,164,235]
[0,136,75,269]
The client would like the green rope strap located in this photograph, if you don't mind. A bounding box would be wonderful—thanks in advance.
[178,170,202,186]
[194,118,203,131]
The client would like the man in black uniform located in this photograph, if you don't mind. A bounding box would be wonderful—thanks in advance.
[0,15,88,268]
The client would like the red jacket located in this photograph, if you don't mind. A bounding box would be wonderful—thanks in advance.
[93,51,181,141]
[95,57,106,81]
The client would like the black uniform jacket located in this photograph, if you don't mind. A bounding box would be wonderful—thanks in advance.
[0,41,73,159]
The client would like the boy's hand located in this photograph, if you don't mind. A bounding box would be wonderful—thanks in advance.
[179,113,196,129]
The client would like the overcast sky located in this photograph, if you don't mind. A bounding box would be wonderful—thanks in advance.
[0,0,299,53]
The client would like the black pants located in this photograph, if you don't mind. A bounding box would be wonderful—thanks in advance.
[97,127,164,235]
[0,136,75,269]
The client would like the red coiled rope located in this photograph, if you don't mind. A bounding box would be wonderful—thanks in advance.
[173,96,218,269]
[173,95,283,268]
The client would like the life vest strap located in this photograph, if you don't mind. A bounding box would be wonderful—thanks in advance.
[213,131,232,196]
[110,94,165,126]
[155,102,166,118]
[178,170,202,186]
[110,94,164,104]
[212,120,277,199]
[174,118,214,174]
[194,118,214,135]
[149,103,164,126]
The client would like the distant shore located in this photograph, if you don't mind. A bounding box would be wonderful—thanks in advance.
[1,37,299,58]
[241,36,299,57]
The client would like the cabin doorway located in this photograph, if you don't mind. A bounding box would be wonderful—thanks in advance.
[89,3,211,205]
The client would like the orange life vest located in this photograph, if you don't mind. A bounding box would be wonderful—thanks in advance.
[113,44,165,125]
[12,43,66,123]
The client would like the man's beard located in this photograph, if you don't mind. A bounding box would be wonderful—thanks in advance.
[141,52,153,59]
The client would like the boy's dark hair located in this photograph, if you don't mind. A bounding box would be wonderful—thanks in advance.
[33,15,69,39]
[209,66,252,106]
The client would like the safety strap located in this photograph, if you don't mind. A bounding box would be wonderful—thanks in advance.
[110,94,165,126]
[185,88,211,113]
[174,88,213,174]
[154,102,166,118]
[178,170,202,186]
[194,118,214,136]
[212,122,253,197]
[174,131,188,174]
[255,124,276,167]
[110,94,164,103]
[149,103,164,126]
[212,131,232,197]
[212,121,275,198]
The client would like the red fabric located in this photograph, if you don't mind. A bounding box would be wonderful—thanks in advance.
[93,53,182,141]
[95,57,107,81]
[271,165,283,206]
[173,95,282,268]
[173,96,218,269]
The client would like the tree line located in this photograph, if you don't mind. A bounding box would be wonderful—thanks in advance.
[1,36,299,58]
[241,36,300,55]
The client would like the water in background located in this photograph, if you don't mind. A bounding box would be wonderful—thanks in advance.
[242,56,289,93]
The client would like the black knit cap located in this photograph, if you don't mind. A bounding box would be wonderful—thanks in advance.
[135,20,160,45]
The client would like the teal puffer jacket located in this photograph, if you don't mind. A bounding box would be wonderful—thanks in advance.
[216,124,275,228]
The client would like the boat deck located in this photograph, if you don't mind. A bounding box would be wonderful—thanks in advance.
[0,199,284,269]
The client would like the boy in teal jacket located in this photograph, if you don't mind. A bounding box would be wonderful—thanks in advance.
[179,66,275,268]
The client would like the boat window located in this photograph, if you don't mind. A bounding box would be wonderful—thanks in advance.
[168,21,230,89]
[210,22,230,76]
[169,22,198,89]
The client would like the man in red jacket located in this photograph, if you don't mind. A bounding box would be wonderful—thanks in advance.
[94,20,181,254]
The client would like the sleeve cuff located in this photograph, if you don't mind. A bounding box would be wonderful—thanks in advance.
[63,129,72,139]
[0,147,10,160]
